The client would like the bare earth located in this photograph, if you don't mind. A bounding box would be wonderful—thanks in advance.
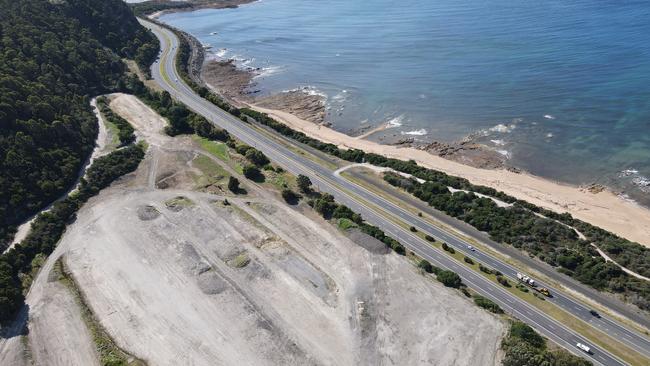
[247,104,650,247]
[0,92,505,366]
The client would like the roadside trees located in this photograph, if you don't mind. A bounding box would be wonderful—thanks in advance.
[228,177,240,193]
[296,174,312,193]
[437,270,462,288]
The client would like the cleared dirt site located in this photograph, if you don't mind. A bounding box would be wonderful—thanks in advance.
[3,94,505,365]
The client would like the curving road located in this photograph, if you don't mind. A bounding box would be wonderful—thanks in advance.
[142,18,649,366]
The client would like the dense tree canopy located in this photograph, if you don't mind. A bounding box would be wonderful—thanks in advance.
[0,0,158,249]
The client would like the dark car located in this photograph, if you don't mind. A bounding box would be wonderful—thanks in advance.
[589,310,601,318]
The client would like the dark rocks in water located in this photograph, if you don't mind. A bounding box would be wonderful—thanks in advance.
[255,90,326,124]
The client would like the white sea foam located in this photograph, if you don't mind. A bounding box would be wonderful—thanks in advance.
[214,48,228,58]
[281,85,327,99]
[546,132,554,138]
[544,114,556,120]
[386,115,404,128]
[332,90,348,103]
[401,129,428,136]
[490,139,505,146]
[497,150,511,158]
[253,65,284,79]
[632,176,650,188]
[488,123,516,133]
[619,169,640,177]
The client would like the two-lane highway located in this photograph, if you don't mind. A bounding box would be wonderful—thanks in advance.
[142,18,648,365]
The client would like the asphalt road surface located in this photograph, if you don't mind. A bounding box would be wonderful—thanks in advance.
[142,18,649,366]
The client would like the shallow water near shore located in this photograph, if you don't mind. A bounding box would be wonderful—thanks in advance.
[160,0,650,206]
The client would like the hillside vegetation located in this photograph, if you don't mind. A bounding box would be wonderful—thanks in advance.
[0,0,158,248]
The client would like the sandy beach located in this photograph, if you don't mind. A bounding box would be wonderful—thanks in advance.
[248,104,650,248]
[163,1,650,248]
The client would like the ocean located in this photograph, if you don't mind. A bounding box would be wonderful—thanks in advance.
[160,0,650,206]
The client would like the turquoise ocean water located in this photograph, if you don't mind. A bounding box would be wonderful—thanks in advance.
[161,0,650,206]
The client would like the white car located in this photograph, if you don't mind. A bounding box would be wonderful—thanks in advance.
[576,342,591,354]
[467,245,475,251]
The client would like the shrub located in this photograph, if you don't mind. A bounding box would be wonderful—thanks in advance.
[464,256,474,265]
[442,242,455,254]
[479,264,493,274]
[509,321,545,349]
[297,174,312,193]
[474,295,503,314]
[242,164,262,181]
[245,148,270,166]
[425,235,435,242]
[281,189,299,204]
[409,226,417,232]
[497,275,511,287]
[418,259,433,273]
[437,270,462,288]
[227,177,240,193]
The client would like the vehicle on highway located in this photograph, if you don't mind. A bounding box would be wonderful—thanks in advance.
[517,272,552,297]
[576,342,591,354]
[590,310,601,318]
[467,245,475,251]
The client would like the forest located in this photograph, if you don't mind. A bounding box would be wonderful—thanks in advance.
[0,0,158,249]
[0,0,158,321]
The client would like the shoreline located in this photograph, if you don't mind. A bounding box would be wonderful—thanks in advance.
[246,103,650,247]
[146,0,256,19]
[156,6,650,248]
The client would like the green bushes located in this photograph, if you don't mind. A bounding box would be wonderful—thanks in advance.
[96,97,135,146]
[381,172,650,310]
[297,174,312,193]
[281,189,299,204]
[242,164,263,181]
[474,295,504,314]
[441,242,455,254]
[228,177,240,193]
[437,270,463,288]
[307,194,405,256]
[123,77,231,143]
[501,321,591,366]
[479,264,493,274]
[497,275,511,287]
[0,143,145,322]
[464,256,474,265]
[425,235,435,242]
[418,259,433,273]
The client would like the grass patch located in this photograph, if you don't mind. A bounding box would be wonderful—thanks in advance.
[164,196,195,212]
[191,155,230,188]
[194,136,229,161]
[231,252,250,268]
[264,169,297,192]
[103,118,121,147]
[55,259,145,366]
[337,218,358,230]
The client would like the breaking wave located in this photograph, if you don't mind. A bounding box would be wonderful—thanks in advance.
[401,129,428,136]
